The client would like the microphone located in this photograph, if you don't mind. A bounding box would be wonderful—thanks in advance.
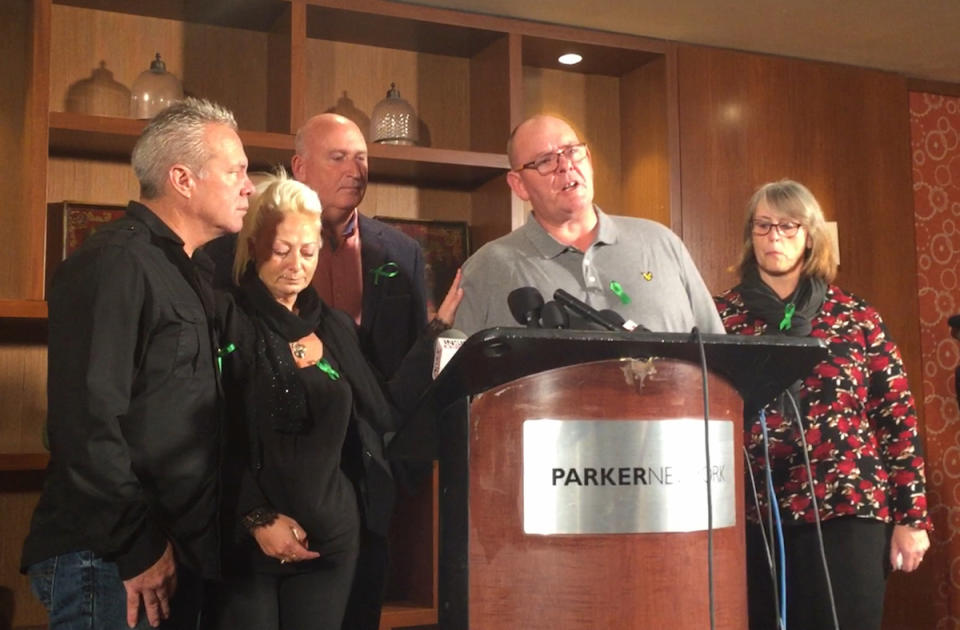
[554,289,619,331]
[539,301,569,329]
[507,287,545,327]
[432,328,468,379]
[554,289,641,332]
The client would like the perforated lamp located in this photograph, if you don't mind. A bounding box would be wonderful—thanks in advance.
[370,83,419,146]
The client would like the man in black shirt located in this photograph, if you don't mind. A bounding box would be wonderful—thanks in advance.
[21,98,254,629]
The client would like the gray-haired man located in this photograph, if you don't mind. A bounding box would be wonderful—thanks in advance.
[21,97,254,629]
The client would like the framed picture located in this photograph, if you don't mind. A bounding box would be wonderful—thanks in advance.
[373,216,471,314]
[46,201,127,290]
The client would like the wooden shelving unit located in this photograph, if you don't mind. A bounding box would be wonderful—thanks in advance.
[2,1,675,628]
[0,300,48,320]
[49,112,508,187]
[0,453,49,472]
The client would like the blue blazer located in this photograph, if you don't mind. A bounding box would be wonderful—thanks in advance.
[357,213,428,380]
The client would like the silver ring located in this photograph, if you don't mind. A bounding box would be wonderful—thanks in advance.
[280,558,287,564]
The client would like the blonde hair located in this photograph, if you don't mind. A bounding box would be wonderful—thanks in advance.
[738,179,838,283]
[232,169,322,284]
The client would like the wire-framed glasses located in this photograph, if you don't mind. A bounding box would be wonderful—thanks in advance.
[515,143,588,175]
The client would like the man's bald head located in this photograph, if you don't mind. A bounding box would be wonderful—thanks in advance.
[291,113,369,225]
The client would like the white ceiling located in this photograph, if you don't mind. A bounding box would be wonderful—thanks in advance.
[404,0,960,84]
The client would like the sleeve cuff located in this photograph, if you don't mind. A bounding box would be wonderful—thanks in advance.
[113,519,168,580]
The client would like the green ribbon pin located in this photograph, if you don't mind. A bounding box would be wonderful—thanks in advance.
[371,262,400,286]
[316,357,341,381]
[778,303,796,331]
[217,343,236,374]
[609,281,631,305]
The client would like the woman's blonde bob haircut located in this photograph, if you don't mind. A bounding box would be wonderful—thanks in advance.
[738,179,838,283]
[232,169,322,284]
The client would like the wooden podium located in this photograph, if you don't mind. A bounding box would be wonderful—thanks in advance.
[389,328,825,630]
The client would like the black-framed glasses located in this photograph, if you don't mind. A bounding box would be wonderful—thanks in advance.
[515,143,588,175]
[752,219,802,238]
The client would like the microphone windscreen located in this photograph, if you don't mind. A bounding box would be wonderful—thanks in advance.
[539,301,568,329]
[432,328,468,379]
[507,287,545,326]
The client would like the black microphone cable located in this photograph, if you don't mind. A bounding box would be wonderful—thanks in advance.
[691,327,716,630]
[785,390,840,630]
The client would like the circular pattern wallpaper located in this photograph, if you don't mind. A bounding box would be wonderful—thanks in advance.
[910,90,960,628]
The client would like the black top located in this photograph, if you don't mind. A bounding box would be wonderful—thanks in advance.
[217,273,436,575]
[204,214,428,388]
[22,201,223,580]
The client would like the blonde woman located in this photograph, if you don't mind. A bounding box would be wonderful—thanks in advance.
[213,171,460,629]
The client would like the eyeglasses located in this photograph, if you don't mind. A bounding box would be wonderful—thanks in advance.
[515,143,588,175]
[751,219,802,238]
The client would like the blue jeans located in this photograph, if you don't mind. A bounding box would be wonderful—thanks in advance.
[28,550,202,630]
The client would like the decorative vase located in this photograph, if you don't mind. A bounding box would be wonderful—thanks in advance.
[130,53,183,119]
[370,83,419,146]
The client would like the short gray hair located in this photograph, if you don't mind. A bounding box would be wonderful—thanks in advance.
[131,97,238,199]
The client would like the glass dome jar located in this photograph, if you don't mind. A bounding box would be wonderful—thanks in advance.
[370,83,419,146]
[130,53,183,119]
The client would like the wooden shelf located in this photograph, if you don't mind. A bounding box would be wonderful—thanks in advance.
[369,144,508,189]
[305,1,505,58]
[380,602,438,630]
[0,300,48,319]
[48,112,507,189]
[0,453,49,472]
[54,0,288,32]
[48,112,294,167]
[522,35,661,76]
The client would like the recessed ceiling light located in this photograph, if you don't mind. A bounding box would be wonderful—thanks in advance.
[558,53,583,66]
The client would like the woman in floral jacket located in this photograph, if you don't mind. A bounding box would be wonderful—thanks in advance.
[714,179,931,630]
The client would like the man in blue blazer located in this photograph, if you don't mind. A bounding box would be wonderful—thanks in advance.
[292,112,428,630]
[292,113,428,381]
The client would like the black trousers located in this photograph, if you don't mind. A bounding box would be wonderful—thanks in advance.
[746,517,891,630]
[340,531,389,630]
[211,547,358,630]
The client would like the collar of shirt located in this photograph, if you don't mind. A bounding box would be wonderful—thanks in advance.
[128,200,216,268]
[325,209,359,249]
[127,200,218,321]
[127,200,186,247]
[521,205,619,258]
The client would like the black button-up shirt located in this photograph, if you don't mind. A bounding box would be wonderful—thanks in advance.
[22,201,223,579]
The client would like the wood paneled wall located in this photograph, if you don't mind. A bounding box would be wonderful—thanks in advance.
[676,44,928,630]
[0,2,38,301]
[677,44,920,377]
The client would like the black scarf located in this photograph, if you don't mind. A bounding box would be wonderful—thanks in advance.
[736,265,827,337]
[239,266,323,433]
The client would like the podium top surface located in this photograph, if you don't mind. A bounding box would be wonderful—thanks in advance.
[388,327,827,460]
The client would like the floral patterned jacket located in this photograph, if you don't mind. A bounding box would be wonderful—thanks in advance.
[714,285,931,530]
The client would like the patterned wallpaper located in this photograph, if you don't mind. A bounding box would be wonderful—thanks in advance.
[910,91,960,628]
